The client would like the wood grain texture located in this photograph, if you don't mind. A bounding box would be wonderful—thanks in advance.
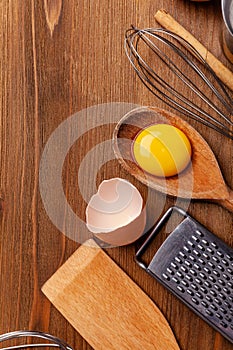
[44,0,62,36]
[42,240,180,350]
[0,1,232,350]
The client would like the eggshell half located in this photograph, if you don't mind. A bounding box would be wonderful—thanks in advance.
[86,178,146,246]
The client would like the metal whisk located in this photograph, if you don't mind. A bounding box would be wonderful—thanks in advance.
[0,331,74,350]
[125,27,233,139]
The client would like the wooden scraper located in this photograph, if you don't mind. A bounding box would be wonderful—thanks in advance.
[42,239,180,350]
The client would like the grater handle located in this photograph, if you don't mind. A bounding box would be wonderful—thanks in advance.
[216,188,233,213]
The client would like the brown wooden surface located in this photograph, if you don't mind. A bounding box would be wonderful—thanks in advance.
[0,1,233,350]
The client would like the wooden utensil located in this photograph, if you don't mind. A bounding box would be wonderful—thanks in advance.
[154,10,233,91]
[42,240,180,350]
[112,106,233,213]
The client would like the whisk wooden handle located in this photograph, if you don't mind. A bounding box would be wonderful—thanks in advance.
[216,188,233,213]
[154,10,233,92]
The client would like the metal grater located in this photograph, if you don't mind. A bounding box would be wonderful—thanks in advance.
[136,207,233,343]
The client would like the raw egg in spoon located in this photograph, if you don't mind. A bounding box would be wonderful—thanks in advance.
[133,124,192,177]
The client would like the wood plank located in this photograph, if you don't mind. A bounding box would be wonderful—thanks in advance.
[0,1,232,349]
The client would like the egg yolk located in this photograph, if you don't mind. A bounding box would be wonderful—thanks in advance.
[133,124,192,177]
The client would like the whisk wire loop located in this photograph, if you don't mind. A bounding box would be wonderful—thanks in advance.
[0,331,74,350]
[125,27,233,139]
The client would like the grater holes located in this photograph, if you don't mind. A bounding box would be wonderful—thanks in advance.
[221,259,229,266]
[175,256,182,263]
[206,309,214,316]
[203,253,210,260]
[219,307,227,315]
[201,239,209,246]
[205,295,213,303]
[210,290,217,297]
[226,254,232,261]
[211,242,218,249]
[210,304,218,311]
[187,289,194,296]
[185,274,193,282]
[189,255,196,262]
[207,261,215,268]
[162,273,170,281]
[167,267,175,275]
[195,229,204,238]
[212,256,220,264]
[180,266,189,273]
[223,287,230,295]
[220,321,228,328]
[193,249,201,257]
[214,284,222,292]
[224,301,231,308]
[191,235,200,242]
[216,265,224,272]
[219,292,226,300]
[201,300,209,308]
[190,268,197,276]
[194,263,201,271]
[191,297,199,305]
[214,297,222,306]
[206,247,214,255]
[199,272,207,280]
[194,277,202,285]
[200,286,208,294]
[184,245,191,253]
[179,251,186,258]
[216,313,223,320]
[218,279,225,286]
[177,285,185,293]
[188,240,195,248]
[190,283,198,291]
[197,244,205,252]
[217,251,224,258]
[222,273,230,281]
[213,270,220,277]
[172,276,180,284]
[225,315,232,323]
[171,261,179,269]
[195,291,203,299]
[204,267,211,274]
[208,275,216,283]
[181,280,189,287]
[198,258,205,265]
[204,280,212,288]
[184,260,192,268]
[176,271,183,278]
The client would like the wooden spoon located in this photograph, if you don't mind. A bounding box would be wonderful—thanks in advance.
[112,106,233,213]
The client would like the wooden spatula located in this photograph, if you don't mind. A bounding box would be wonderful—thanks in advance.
[42,240,180,350]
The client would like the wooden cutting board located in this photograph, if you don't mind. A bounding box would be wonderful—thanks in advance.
[42,240,180,350]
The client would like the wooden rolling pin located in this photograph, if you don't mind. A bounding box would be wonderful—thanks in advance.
[42,240,180,350]
[154,10,233,92]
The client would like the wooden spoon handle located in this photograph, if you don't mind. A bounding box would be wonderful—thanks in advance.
[215,189,233,214]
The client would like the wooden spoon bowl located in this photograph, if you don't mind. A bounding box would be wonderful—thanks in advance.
[112,106,233,213]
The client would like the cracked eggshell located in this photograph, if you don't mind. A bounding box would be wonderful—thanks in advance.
[86,178,146,246]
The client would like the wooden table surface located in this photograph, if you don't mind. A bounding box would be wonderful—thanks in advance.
[0,0,233,349]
